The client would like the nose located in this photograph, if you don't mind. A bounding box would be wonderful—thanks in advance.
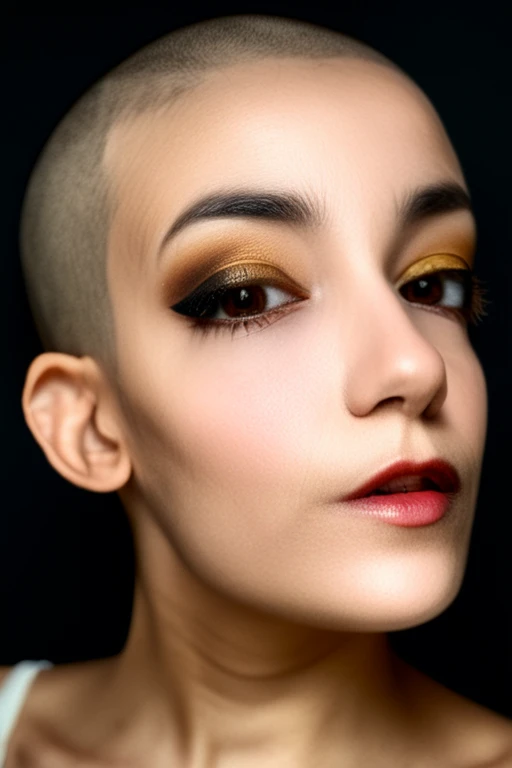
[341,275,448,421]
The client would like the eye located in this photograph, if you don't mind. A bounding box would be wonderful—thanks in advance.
[398,268,488,325]
[171,262,309,336]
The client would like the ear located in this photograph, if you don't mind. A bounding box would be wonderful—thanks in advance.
[22,353,132,492]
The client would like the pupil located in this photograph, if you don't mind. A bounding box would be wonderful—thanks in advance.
[222,286,266,317]
[235,288,253,308]
[404,275,442,304]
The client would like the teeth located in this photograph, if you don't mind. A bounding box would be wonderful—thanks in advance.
[372,475,433,495]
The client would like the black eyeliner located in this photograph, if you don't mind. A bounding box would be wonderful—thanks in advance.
[171,262,306,319]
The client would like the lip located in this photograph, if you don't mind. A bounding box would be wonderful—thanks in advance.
[344,459,461,501]
[341,459,461,527]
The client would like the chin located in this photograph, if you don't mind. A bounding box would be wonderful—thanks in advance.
[311,549,468,633]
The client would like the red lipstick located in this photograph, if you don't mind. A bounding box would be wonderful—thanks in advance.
[342,459,461,527]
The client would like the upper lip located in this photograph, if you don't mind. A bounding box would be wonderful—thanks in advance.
[343,459,461,501]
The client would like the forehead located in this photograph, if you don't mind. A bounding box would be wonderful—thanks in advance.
[105,57,465,258]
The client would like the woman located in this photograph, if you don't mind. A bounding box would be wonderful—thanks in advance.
[2,14,511,766]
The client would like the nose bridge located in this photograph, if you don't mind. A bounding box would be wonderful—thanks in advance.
[340,267,448,420]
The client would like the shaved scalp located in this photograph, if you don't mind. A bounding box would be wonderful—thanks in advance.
[20,15,396,371]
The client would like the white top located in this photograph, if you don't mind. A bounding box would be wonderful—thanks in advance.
[0,659,53,766]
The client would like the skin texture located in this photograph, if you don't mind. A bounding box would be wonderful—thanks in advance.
[15,57,512,766]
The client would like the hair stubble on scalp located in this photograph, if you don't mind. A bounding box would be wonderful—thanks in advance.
[19,15,398,375]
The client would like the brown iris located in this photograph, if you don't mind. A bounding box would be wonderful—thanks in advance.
[396,253,472,310]
[399,273,444,306]
[220,286,267,317]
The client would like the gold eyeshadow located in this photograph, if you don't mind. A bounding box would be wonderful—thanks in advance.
[396,253,471,288]
[180,260,307,302]
[167,255,297,307]
[171,260,309,323]
[165,233,489,334]
[162,225,311,304]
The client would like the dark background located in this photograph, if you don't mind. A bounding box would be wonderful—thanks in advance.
[3,6,511,717]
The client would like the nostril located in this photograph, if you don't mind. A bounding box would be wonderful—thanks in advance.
[379,396,404,409]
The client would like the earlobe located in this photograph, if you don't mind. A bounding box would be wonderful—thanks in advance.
[22,352,132,492]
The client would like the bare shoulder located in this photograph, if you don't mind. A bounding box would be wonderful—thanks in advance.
[0,664,13,684]
[435,695,512,768]
[4,657,117,767]
[436,684,512,768]
[397,659,512,767]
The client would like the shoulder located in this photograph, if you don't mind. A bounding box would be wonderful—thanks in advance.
[459,706,512,768]
[398,660,512,767]
[432,696,512,768]
[0,665,12,684]
[3,658,114,768]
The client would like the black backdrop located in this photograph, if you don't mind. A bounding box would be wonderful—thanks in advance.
[3,5,511,718]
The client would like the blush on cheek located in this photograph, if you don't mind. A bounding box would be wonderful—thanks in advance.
[164,325,331,493]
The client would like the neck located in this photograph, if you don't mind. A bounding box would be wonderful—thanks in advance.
[100,510,412,766]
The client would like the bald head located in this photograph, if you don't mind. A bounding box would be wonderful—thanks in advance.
[19,15,397,370]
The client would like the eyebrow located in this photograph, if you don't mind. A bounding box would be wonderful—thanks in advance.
[158,190,323,256]
[158,181,473,257]
[398,181,473,228]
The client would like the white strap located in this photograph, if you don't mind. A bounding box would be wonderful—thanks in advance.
[0,660,53,766]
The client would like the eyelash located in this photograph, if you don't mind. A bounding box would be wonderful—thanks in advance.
[399,269,489,326]
[171,267,489,338]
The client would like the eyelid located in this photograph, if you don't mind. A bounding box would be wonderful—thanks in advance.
[178,260,308,300]
[396,254,471,288]
[208,259,298,284]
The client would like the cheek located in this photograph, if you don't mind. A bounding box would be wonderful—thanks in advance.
[143,325,325,496]
[447,347,487,465]
[116,310,339,551]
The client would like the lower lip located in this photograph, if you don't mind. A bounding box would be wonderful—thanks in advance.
[343,490,451,526]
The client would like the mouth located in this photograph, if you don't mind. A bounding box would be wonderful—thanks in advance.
[340,459,461,527]
[369,475,442,495]
[344,458,461,502]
